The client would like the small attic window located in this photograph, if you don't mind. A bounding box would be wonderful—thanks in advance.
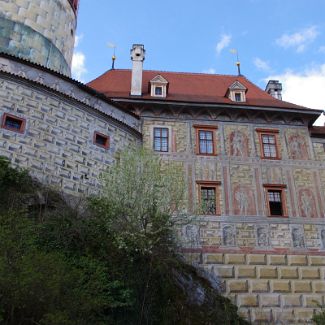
[155,86,163,96]
[227,81,247,103]
[235,93,242,102]
[150,75,168,98]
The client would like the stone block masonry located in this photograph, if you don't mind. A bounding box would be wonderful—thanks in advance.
[0,69,141,195]
[0,0,77,74]
[184,251,324,324]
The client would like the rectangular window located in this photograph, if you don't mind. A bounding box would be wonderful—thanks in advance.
[194,125,218,156]
[235,93,242,102]
[264,184,287,217]
[201,187,216,214]
[93,131,110,149]
[268,190,283,216]
[153,127,168,152]
[256,129,280,159]
[262,134,277,158]
[199,130,213,154]
[1,113,26,133]
[155,86,163,96]
[197,181,221,215]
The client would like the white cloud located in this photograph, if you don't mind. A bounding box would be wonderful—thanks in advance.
[74,34,83,48]
[266,64,325,125]
[72,51,87,82]
[216,34,231,55]
[202,68,216,74]
[315,114,325,126]
[276,26,318,53]
[254,57,271,72]
[71,34,87,82]
[319,46,325,54]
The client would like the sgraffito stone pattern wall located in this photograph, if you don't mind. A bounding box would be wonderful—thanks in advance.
[0,74,140,195]
[0,0,77,74]
[184,250,325,324]
[142,117,325,324]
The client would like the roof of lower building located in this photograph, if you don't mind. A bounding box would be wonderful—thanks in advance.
[310,126,325,138]
[87,69,317,111]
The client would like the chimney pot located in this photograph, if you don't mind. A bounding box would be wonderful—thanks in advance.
[265,80,282,100]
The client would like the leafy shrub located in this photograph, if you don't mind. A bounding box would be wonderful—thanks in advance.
[0,153,249,324]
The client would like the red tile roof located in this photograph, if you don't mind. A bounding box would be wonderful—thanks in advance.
[310,126,325,137]
[88,69,313,110]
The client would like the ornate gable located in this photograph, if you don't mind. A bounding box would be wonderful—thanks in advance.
[150,74,168,84]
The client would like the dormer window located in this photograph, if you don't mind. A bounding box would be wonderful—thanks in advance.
[150,75,168,98]
[235,93,242,102]
[155,86,163,96]
[226,81,247,103]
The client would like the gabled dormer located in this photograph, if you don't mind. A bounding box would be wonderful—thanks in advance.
[150,75,168,98]
[226,80,247,102]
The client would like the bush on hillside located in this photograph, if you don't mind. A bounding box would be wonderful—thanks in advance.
[0,155,249,325]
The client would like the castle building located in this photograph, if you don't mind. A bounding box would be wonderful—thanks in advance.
[1,2,325,324]
[88,45,325,323]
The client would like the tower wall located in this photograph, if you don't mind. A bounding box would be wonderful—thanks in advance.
[0,0,78,75]
[0,56,141,195]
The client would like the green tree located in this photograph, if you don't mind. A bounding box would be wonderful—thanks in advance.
[0,153,249,325]
[91,147,249,325]
[93,146,186,255]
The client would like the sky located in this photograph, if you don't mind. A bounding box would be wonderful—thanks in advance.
[72,0,325,124]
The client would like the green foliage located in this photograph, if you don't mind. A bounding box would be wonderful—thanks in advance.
[0,210,132,325]
[0,157,34,209]
[93,146,186,255]
[0,155,249,325]
[313,305,325,324]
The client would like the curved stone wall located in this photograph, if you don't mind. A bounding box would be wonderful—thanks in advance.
[0,56,141,194]
[0,0,77,75]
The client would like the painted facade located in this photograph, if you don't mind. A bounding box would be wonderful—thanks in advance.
[88,55,325,323]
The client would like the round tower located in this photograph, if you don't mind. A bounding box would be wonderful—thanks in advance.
[0,0,79,76]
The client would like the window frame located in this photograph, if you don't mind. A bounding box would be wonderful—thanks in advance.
[153,127,169,152]
[263,184,288,217]
[93,131,110,149]
[194,125,218,156]
[151,84,166,98]
[154,86,163,96]
[234,92,242,102]
[1,113,26,133]
[197,181,221,216]
[256,128,280,160]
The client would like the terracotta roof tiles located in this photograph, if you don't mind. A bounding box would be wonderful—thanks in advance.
[87,69,315,111]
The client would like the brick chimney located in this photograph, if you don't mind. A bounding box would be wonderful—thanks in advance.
[130,44,145,96]
[265,80,282,100]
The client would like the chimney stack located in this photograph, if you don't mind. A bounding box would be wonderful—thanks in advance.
[265,80,282,100]
[130,44,145,96]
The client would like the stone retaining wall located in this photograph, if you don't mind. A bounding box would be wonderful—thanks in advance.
[184,251,324,324]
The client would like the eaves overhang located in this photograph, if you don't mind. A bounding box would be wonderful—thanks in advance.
[110,97,323,117]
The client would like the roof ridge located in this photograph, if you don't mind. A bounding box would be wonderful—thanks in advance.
[106,68,243,78]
